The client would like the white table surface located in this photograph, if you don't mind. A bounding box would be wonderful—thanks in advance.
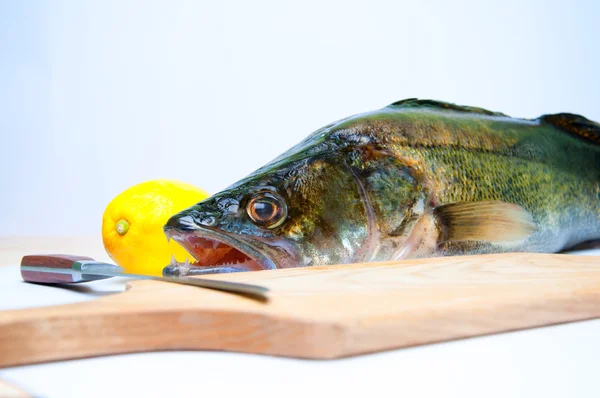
[1,237,599,398]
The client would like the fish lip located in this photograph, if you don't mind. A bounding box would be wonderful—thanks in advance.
[164,225,277,271]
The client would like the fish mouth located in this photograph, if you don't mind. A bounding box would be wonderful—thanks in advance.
[164,224,277,272]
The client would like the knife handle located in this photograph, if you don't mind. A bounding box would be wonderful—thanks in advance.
[21,254,99,284]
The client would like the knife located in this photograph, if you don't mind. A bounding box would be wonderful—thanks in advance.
[20,254,269,301]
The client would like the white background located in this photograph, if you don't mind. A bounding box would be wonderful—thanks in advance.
[2,0,600,235]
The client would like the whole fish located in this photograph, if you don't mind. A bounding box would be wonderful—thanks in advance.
[163,99,600,276]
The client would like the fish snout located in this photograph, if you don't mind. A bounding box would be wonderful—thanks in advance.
[164,209,220,233]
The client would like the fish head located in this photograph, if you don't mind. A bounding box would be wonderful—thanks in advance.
[164,116,430,273]
[163,149,377,271]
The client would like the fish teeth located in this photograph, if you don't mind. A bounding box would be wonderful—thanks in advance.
[212,240,218,250]
[166,234,171,243]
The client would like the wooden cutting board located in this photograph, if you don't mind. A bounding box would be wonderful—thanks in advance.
[1,252,600,368]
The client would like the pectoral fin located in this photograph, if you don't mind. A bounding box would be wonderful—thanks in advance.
[433,201,535,244]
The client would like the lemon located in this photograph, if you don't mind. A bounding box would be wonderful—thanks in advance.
[102,179,209,276]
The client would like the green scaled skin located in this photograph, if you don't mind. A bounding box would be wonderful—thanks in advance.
[163,99,600,275]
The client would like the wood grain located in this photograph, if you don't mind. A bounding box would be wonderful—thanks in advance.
[1,252,599,367]
[20,254,95,284]
[21,254,94,269]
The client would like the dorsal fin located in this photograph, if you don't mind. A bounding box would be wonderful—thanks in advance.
[389,98,507,117]
[540,113,600,145]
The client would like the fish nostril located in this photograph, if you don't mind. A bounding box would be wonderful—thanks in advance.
[198,215,217,226]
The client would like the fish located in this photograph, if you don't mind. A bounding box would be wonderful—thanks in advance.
[163,99,600,276]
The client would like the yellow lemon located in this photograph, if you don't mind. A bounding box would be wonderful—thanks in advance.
[102,179,209,276]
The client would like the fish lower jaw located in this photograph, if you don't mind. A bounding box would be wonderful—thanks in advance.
[166,255,258,270]
[164,229,263,271]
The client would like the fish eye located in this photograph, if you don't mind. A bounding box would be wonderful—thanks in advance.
[246,191,287,228]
